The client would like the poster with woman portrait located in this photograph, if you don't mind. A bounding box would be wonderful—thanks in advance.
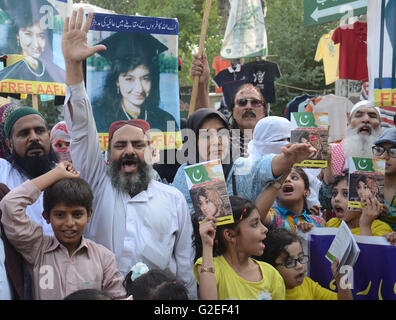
[184,159,234,226]
[87,12,181,151]
[290,128,329,168]
[0,0,71,96]
[348,157,385,210]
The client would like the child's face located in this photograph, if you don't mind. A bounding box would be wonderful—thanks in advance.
[277,169,307,205]
[275,241,306,289]
[234,209,268,256]
[331,179,360,222]
[43,202,91,253]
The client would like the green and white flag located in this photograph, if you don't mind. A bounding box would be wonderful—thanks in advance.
[220,0,267,59]
[291,112,318,129]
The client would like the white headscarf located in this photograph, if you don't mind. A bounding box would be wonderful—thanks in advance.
[247,116,291,159]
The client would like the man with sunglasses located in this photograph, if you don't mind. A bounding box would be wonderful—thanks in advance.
[373,128,396,231]
[190,55,267,158]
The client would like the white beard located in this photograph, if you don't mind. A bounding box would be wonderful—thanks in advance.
[343,125,381,158]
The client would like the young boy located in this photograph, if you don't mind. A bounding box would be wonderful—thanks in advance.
[0,161,126,300]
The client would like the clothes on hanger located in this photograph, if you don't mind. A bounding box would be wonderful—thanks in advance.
[211,56,231,93]
[315,29,340,85]
[244,59,281,104]
[305,94,354,143]
[332,21,368,81]
[284,94,315,120]
[212,63,251,108]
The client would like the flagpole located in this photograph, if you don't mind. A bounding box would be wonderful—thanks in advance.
[189,0,212,116]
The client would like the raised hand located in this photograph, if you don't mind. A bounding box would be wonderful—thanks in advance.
[62,9,106,64]
[55,161,80,179]
[190,53,210,84]
[280,143,317,165]
[199,216,217,248]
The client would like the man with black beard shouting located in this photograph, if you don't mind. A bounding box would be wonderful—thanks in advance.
[62,9,196,299]
[0,107,58,235]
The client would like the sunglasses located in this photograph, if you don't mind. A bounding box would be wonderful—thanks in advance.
[235,98,263,108]
[372,145,396,158]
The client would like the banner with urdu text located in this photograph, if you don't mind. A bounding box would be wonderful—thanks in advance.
[87,13,181,151]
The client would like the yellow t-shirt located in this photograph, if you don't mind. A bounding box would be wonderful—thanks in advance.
[286,277,337,300]
[326,218,392,236]
[194,255,285,300]
[315,29,340,85]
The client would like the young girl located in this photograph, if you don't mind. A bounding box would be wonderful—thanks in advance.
[263,167,326,231]
[327,174,393,237]
[195,196,285,300]
[259,228,353,300]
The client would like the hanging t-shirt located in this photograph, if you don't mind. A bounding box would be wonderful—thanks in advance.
[212,56,231,94]
[212,64,252,107]
[315,30,340,85]
[244,60,281,104]
[332,22,368,81]
[305,94,354,143]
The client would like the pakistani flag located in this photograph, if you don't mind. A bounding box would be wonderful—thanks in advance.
[184,164,212,185]
[291,112,318,129]
[351,157,375,173]
[220,0,267,59]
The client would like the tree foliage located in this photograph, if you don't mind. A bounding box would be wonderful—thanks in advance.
[264,0,338,116]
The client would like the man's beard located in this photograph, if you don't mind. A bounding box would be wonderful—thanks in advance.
[9,146,58,179]
[343,124,382,158]
[107,154,153,197]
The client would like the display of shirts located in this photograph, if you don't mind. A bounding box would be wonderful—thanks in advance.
[305,94,354,143]
[245,60,281,103]
[332,22,368,81]
[194,255,285,300]
[286,276,337,300]
[212,64,251,107]
[64,81,197,300]
[212,56,231,93]
[315,30,340,85]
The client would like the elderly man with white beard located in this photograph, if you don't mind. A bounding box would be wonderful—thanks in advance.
[329,100,382,179]
[319,100,382,219]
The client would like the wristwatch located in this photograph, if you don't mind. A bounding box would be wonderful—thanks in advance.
[270,180,282,190]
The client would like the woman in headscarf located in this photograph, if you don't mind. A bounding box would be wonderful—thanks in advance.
[171,108,317,217]
[50,121,71,162]
[247,116,291,160]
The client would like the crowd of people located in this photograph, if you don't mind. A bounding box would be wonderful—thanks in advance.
[0,8,395,301]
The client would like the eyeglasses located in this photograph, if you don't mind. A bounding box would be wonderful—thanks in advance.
[372,145,396,158]
[277,255,309,268]
[235,98,263,108]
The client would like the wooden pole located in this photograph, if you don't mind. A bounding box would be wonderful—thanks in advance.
[188,0,212,116]
[32,94,38,111]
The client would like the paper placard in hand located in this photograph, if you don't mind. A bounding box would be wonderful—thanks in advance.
[326,220,360,273]
[184,159,234,226]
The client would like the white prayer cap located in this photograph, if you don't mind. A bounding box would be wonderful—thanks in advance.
[350,100,380,118]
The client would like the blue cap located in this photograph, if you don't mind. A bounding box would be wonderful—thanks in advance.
[374,128,396,146]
